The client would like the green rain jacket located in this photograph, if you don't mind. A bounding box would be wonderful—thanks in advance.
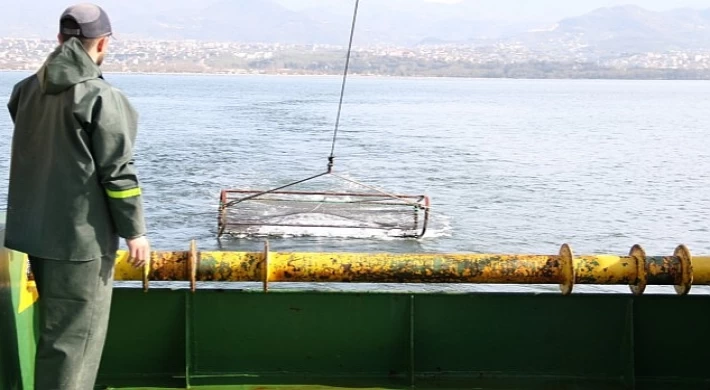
[5,37,146,261]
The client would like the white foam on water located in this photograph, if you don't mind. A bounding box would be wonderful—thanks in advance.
[266,212,384,229]
[226,226,418,240]
[222,209,453,240]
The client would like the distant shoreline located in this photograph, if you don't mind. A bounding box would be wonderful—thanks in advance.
[5,32,710,82]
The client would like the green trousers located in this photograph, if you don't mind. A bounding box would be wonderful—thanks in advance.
[29,254,115,390]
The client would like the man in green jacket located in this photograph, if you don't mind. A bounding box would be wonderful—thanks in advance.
[5,3,150,388]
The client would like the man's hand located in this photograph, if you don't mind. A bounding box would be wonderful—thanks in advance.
[126,236,150,268]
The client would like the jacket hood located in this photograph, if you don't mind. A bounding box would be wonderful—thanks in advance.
[37,37,102,95]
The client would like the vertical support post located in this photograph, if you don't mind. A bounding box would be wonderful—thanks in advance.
[189,240,197,293]
[409,294,416,387]
[185,290,193,388]
[263,240,270,293]
[186,240,197,387]
[142,253,151,293]
[623,298,636,389]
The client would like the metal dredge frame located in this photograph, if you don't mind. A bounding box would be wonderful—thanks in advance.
[218,189,431,239]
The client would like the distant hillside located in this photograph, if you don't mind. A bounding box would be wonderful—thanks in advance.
[543,5,710,52]
[2,2,710,53]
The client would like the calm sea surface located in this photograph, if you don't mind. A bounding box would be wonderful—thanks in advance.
[1,71,709,293]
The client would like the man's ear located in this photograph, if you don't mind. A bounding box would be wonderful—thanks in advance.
[97,37,108,53]
[57,33,63,44]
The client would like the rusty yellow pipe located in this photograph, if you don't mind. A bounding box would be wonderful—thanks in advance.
[268,253,566,284]
[108,242,709,296]
[574,255,636,284]
[116,252,562,283]
[693,257,710,284]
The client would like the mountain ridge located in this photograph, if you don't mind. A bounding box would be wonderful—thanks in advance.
[2,3,710,52]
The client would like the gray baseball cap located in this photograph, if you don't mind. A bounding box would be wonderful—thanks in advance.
[59,3,113,39]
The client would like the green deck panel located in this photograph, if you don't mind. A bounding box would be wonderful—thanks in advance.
[413,294,631,378]
[98,290,186,382]
[633,296,710,380]
[191,293,411,375]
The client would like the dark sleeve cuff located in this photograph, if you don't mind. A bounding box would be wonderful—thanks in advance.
[107,195,147,239]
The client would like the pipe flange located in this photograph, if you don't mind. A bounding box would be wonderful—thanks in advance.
[629,244,647,296]
[189,240,198,293]
[674,244,693,296]
[263,240,270,293]
[559,243,575,296]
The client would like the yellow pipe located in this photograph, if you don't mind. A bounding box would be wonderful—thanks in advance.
[117,252,563,283]
[574,255,636,284]
[267,253,562,284]
[109,242,709,296]
[693,257,710,284]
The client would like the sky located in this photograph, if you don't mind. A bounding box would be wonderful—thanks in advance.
[275,0,710,22]
[4,0,710,42]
